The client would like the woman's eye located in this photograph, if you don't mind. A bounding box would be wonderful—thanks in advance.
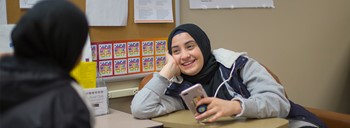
[172,49,179,54]
[187,45,194,49]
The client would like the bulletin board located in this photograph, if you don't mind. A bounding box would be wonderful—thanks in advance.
[6,0,176,42]
[6,0,176,81]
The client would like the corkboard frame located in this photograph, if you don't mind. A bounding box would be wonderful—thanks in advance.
[6,0,176,42]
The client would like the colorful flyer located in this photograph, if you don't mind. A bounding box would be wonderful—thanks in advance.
[142,56,154,72]
[90,38,167,77]
[127,41,140,57]
[99,60,113,76]
[128,58,140,73]
[91,44,97,61]
[113,42,127,58]
[142,41,154,56]
[98,43,113,60]
[156,55,166,71]
[155,40,167,55]
[114,59,127,75]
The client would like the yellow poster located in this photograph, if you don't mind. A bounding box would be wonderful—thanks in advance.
[71,62,97,88]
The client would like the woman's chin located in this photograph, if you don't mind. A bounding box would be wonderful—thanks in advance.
[181,69,199,76]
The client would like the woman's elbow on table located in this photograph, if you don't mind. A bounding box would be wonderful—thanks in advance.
[130,103,154,119]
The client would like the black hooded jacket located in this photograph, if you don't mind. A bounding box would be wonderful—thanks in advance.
[0,1,91,128]
[0,57,91,128]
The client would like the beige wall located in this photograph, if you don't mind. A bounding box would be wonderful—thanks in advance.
[180,0,350,113]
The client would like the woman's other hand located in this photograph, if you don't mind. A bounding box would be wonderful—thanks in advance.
[195,97,242,122]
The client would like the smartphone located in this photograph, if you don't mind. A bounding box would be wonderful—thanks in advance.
[180,84,208,115]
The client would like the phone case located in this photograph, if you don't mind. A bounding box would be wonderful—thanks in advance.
[180,84,208,115]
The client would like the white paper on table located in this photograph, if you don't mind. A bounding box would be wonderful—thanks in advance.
[19,0,43,9]
[0,0,7,24]
[86,0,128,26]
[84,87,109,116]
[0,24,15,54]
[189,0,274,9]
[134,0,173,23]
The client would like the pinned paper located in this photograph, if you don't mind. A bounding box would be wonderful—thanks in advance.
[156,55,166,71]
[128,57,140,73]
[0,0,7,24]
[86,0,128,26]
[91,44,98,61]
[142,56,154,72]
[113,42,127,58]
[81,35,92,62]
[99,60,113,76]
[189,0,274,9]
[127,41,140,57]
[71,62,97,89]
[98,43,113,60]
[114,59,127,75]
[19,0,42,9]
[134,0,174,23]
[142,41,154,56]
[155,40,167,55]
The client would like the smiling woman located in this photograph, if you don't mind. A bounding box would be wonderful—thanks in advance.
[131,23,326,128]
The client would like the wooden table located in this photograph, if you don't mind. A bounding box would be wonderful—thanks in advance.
[95,109,163,128]
[152,110,288,128]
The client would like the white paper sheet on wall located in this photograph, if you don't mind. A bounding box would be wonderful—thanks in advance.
[0,0,7,24]
[86,0,128,26]
[134,0,174,23]
[81,35,93,62]
[19,0,42,9]
[0,24,15,54]
[189,0,274,9]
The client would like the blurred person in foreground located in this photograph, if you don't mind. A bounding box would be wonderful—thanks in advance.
[0,0,93,127]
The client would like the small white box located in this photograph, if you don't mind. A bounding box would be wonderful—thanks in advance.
[85,87,109,116]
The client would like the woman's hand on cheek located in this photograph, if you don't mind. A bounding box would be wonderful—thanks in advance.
[195,97,242,122]
[166,53,181,76]
[159,53,181,79]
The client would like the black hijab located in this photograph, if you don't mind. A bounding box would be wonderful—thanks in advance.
[11,0,89,72]
[167,24,219,86]
[166,24,232,100]
[0,0,89,114]
[167,24,235,99]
